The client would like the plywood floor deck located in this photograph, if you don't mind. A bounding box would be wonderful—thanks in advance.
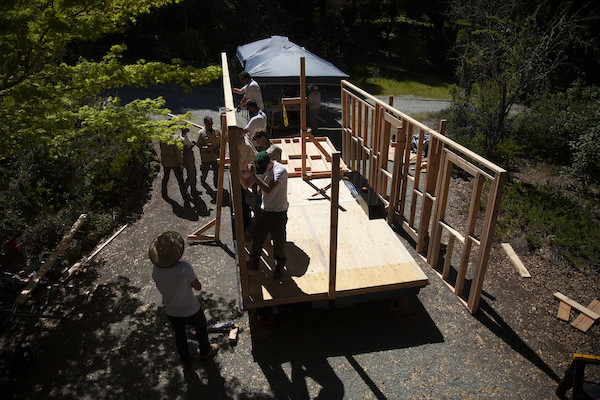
[243,176,429,309]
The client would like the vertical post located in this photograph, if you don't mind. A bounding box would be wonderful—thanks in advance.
[388,124,407,224]
[213,112,229,242]
[416,119,446,254]
[455,173,484,296]
[227,127,249,302]
[379,97,394,199]
[328,152,341,300]
[426,152,453,267]
[300,57,307,179]
[351,96,357,171]
[398,121,412,221]
[409,128,425,226]
[467,170,506,313]
[369,103,381,189]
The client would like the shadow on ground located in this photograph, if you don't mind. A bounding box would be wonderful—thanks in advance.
[250,298,443,399]
[2,261,251,399]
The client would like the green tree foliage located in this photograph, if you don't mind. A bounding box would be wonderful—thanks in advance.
[0,0,221,259]
[499,179,600,271]
[448,0,587,160]
[556,85,600,189]
[513,84,600,189]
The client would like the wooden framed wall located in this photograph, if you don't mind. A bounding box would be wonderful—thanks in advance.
[341,80,506,314]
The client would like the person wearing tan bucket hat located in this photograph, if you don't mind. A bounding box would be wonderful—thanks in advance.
[149,231,218,367]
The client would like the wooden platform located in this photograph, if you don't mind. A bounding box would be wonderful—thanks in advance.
[242,176,429,309]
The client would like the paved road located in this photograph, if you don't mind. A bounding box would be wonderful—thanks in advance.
[4,86,561,399]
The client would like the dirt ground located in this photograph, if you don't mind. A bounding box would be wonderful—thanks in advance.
[1,90,599,398]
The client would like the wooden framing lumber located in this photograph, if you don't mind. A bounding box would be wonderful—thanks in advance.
[455,173,485,295]
[341,80,506,314]
[554,292,600,320]
[328,152,341,299]
[15,214,87,305]
[187,111,229,242]
[571,300,600,332]
[501,243,531,278]
[557,301,572,321]
[62,223,128,282]
[467,171,505,313]
[416,120,446,254]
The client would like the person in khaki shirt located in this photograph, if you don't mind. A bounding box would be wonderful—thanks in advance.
[160,134,189,203]
[197,116,221,189]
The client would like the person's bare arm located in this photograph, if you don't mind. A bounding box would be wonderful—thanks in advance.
[232,87,243,94]
[250,165,279,194]
[238,96,249,108]
[190,279,202,290]
[240,170,256,190]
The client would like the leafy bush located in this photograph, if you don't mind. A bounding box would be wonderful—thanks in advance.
[514,84,600,189]
[512,90,572,165]
[0,97,165,264]
[498,179,600,270]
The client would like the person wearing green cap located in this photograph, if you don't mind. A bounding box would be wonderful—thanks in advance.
[246,151,288,279]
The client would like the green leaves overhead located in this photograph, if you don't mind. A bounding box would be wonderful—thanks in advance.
[0,0,221,159]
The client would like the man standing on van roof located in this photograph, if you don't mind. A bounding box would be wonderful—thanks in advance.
[233,71,264,110]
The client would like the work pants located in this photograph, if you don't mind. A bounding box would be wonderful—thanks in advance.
[162,166,187,199]
[167,308,211,365]
[250,210,287,265]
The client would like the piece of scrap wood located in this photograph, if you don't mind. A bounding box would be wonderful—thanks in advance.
[15,214,88,305]
[228,326,239,342]
[571,300,600,332]
[554,292,600,320]
[62,224,128,282]
[557,301,572,321]
[501,243,531,278]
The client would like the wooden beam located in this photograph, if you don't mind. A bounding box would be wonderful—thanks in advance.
[16,214,87,305]
[328,152,341,299]
[62,223,127,282]
[554,292,600,320]
[300,57,307,135]
[501,243,531,278]
[571,300,600,332]
[188,219,216,240]
[557,301,572,321]
[167,113,204,129]
[306,131,332,163]
[442,235,455,280]
[455,173,485,295]
[416,119,446,254]
[467,170,506,313]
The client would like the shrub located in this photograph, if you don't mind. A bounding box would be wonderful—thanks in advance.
[498,179,600,271]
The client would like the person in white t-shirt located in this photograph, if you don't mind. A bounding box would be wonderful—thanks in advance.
[233,71,264,110]
[242,100,267,136]
[149,231,218,368]
[246,151,288,280]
